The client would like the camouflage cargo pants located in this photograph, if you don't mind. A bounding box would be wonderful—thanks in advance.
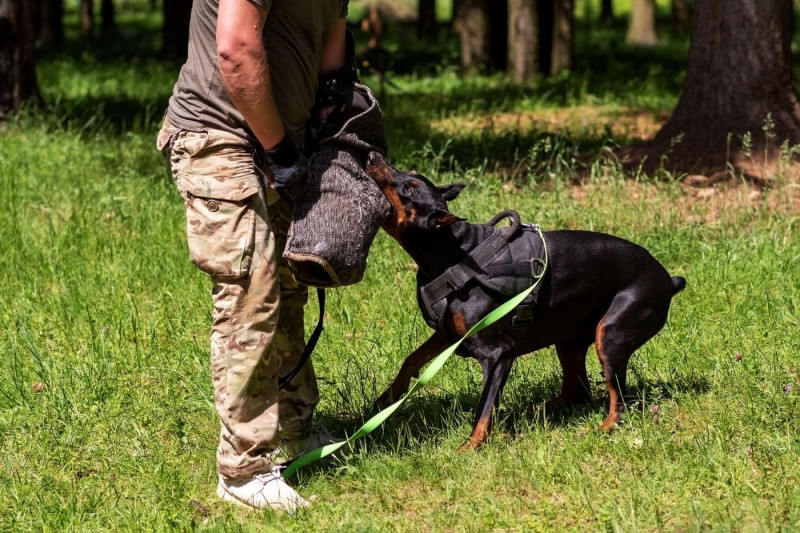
[157,118,319,480]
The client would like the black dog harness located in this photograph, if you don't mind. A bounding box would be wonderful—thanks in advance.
[417,210,548,333]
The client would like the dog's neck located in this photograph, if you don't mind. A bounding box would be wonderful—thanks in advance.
[399,220,494,282]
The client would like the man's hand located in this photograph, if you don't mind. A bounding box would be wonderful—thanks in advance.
[261,135,308,199]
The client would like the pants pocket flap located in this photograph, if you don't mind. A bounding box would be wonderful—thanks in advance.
[180,174,261,202]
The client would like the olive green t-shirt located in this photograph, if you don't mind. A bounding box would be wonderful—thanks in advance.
[166,0,349,149]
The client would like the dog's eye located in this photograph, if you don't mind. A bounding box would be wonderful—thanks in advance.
[403,185,414,196]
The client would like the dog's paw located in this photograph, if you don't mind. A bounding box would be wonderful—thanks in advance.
[372,391,395,410]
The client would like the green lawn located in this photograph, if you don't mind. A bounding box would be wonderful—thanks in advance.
[0,9,798,532]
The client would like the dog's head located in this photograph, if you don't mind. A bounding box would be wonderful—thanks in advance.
[365,151,465,239]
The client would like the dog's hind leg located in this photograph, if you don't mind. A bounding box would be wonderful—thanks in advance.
[595,328,629,433]
[374,333,449,408]
[457,357,514,452]
[545,336,593,412]
[595,299,671,432]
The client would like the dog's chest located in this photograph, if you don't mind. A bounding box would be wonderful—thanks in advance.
[416,226,548,335]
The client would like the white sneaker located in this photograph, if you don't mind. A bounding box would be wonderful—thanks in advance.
[273,424,348,464]
[216,468,309,512]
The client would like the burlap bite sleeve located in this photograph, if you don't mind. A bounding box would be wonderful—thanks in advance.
[284,83,391,287]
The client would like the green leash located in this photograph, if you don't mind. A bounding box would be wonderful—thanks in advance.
[282,226,548,478]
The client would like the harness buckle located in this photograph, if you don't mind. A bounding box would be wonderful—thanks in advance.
[445,263,471,291]
[512,305,535,328]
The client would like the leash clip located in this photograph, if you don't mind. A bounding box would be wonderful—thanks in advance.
[531,257,546,279]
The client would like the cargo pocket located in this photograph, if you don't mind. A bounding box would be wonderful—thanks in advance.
[180,173,261,280]
[156,116,180,155]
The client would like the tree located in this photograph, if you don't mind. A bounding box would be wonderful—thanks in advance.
[418,0,437,41]
[625,0,800,180]
[600,0,614,25]
[507,0,538,82]
[39,0,64,47]
[508,0,573,80]
[101,0,115,36]
[671,0,691,33]
[454,0,492,73]
[162,0,192,61]
[537,0,553,74]
[550,0,574,75]
[79,0,93,38]
[626,0,657,46]
[0,0,42,119]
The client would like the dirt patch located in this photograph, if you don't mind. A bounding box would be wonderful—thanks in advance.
[430,105,672,141]
[569,176,800,225]
[432,106,800,214]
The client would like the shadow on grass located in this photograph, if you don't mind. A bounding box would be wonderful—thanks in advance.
[35,12,173,136]
[34,13,691,161]
[41,95,170,135]
[306,367,713,473]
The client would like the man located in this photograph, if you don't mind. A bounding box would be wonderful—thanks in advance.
[157,0,354,512]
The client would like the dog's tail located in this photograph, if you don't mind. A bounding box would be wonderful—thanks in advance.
[671,276,687,294]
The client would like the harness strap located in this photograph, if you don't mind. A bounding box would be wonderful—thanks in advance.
[420,210,523,306]
[418,211,548,332]
[421,229,508,303]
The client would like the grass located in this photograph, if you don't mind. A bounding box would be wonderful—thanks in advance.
[1,7,799,532]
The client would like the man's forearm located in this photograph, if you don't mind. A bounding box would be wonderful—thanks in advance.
[217,0,285,151]
[319,17,348,76]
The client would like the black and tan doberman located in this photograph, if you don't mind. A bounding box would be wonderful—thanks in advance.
[366,151,686,451]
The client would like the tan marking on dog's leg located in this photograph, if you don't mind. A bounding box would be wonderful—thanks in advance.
[595,321,622,433]
[456,416,492,452]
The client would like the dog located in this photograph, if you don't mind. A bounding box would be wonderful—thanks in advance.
[365,151,686,451]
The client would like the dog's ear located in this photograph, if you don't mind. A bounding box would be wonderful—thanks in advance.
[438,183,465,202]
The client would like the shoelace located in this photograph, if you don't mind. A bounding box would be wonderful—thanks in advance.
[252,468,283,484]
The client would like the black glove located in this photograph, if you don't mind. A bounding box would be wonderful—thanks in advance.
[261,135,308,200]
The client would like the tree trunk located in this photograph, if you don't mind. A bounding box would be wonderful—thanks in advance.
[489,1,508,71]
[162,0,193,61]
[537,0,553,75]
[454,0,492,73]
[670,0,691,33]
[550,0,573,75]
[507,0,538,82]
[626,0,657,46]
[626,0,800,181]
[781,0,794,46]
[600,0,614,25]
[418,0,437,41]
[39,0,64,47]
[79,0,93,38]
[100,0,115,36]
[0,0,42,119]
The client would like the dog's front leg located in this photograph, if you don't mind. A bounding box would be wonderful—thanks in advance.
[457,356,514,452]
[373,333,449,409]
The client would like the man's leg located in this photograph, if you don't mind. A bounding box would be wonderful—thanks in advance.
[161,124,306,510]
[266,193,320,448]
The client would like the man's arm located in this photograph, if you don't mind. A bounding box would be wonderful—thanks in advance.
[216,0,284,151]
[320,17,348,76]
[316,17,353,122]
